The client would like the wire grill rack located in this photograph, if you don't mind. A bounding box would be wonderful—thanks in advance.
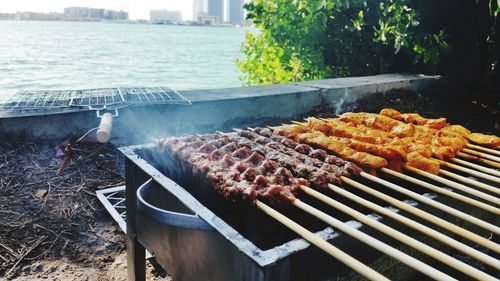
[0,87,191,112]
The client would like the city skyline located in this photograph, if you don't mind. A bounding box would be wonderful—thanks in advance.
[0,0,194,21]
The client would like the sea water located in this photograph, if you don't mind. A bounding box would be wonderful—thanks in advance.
[0,21,251,101]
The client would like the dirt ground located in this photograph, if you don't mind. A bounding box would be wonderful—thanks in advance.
[0,142,169,280]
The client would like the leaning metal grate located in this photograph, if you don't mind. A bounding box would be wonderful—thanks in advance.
[96,186,153,259]
[96,186,127,233]
[0,87,191,112]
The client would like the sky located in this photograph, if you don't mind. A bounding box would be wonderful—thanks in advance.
[0,0,195,21]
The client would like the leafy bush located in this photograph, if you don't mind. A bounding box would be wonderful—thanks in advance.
[236,0,450,85]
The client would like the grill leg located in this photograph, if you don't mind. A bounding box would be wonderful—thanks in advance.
[126,159,146,281]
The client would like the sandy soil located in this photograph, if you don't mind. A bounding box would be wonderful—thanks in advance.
[0,142,168,280]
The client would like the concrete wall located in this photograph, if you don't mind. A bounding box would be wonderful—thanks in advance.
[0,74,441,144]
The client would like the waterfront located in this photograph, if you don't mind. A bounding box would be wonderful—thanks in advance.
[0,21,251,101]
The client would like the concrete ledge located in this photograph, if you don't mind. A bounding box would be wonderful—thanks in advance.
[0,74,441,144]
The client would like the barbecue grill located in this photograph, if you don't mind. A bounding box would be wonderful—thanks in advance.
[121,122,499,281]
[0,87,191,116]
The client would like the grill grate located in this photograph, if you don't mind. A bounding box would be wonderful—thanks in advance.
[0,87,191,112]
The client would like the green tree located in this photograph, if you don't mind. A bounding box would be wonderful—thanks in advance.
[236,0,449,85]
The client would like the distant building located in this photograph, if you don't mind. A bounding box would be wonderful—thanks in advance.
[228,0,244,25]
[64,7,128,21]
[150,10,182,24]
[207,0,223,23]
[193,0,207,22]
[197,12,218,25]
[0,13,16,20]
[103,10,129,20]
[15,11,66,21]
[64,7,103,19]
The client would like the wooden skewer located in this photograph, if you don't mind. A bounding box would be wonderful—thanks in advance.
[467,143,500,156]
[439,169,500,196]
[292,198,457,281]
[437,160,500,184]
[450,157,500,177]
[328,183,500,270]
[457,152,500,168]
[300,187,497,281]
[457,152,500,169]
[405,166,500,208]
[377,169,500,234]
[462,148,500,163]
[255,200,389,281]
[382,167,499,214]
[341,176,500,253]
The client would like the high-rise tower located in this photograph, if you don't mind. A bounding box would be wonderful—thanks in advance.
[228,0,243,25]
[207,0,224,23]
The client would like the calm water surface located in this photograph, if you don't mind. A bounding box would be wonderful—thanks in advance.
[0,21,251,101]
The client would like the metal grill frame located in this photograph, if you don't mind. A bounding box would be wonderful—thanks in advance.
[96,185,154,259]
[0,87,191,112]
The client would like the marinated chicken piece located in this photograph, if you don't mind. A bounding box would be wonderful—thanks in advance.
[440,125,471,136]
[364,114,402,132]
[274,125,388,170]
[274,124,310,139]
[380,108,402,119]
[381,108,448,129]
[407,152,441,174]
[431,136,467,152]
[390,123,415,138]
[430,146,455,160]
[423,118,448,130]
[467,133,500,148]
[308,117,394,144]
[307,128,399,162]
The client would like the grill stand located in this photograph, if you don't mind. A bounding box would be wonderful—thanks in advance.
[125,158,147,281]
